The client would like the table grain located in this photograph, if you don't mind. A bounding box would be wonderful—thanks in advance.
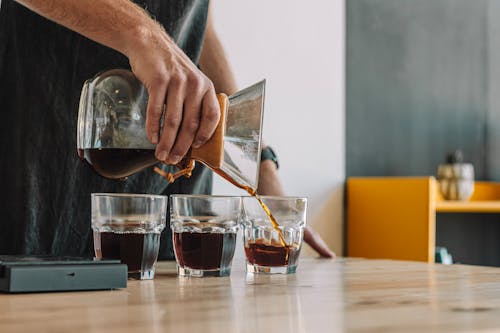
[1,258,500,333]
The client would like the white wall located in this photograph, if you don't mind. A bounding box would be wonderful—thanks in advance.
[211,1,345,255]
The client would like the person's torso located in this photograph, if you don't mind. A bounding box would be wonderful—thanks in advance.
[0,0,211,259]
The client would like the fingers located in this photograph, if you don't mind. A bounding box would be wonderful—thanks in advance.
[303,226,336,259]
[130,30,220,164]
[145,77,168,144]
[166,82,204,164]
[155,76,185,162]
[192,86,220,148]
[152,71,219,165]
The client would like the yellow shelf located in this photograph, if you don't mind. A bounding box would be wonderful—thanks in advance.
[435,201,500,213]
[347,177,500,263]
[435,181,500,212]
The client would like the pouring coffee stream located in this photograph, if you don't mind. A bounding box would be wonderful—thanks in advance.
[155,163,287,248]
[77,69,289,250]
[209,168,288,248]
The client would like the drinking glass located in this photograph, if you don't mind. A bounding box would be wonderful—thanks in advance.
[170,195,241,277]
[241,196,307,274]
[91,193,167,280]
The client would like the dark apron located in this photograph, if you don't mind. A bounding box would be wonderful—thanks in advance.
[0,0,211,259]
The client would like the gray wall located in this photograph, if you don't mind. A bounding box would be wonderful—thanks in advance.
[487,0,500,179]
[347,0,489,177]
[347,0,500,266]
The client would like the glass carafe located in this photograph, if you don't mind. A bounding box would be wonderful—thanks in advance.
[77,69,265,190]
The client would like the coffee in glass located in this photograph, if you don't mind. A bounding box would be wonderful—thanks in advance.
[92,193,167,280]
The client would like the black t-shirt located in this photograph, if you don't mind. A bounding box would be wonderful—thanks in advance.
[0,0,212,259]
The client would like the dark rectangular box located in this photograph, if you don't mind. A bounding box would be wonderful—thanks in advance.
[0,256,127,293]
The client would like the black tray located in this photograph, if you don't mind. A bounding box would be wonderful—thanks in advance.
[0,256,127,293]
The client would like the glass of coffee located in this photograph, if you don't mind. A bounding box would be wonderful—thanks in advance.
[170,195,241,277]
[241,196,307,274]
[91,193,167,280]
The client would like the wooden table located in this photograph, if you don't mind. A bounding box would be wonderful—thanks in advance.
[1,258,500,333]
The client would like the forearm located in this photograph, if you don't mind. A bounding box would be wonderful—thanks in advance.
[199,5,238,95]
[199,8,283,194]
[15,0,164,58]
[199,4,334,258]
[257,159,285,196]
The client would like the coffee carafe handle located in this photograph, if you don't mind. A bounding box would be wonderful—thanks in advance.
[189,93,228,169]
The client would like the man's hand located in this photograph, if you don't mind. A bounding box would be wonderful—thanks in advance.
[126,25,220,165]
[16,0,220,165]
[304,226,336,259]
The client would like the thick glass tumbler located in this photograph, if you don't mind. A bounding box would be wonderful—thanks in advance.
[91,193,167,280]
[242,196,307,274]
[170,195,241,277]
